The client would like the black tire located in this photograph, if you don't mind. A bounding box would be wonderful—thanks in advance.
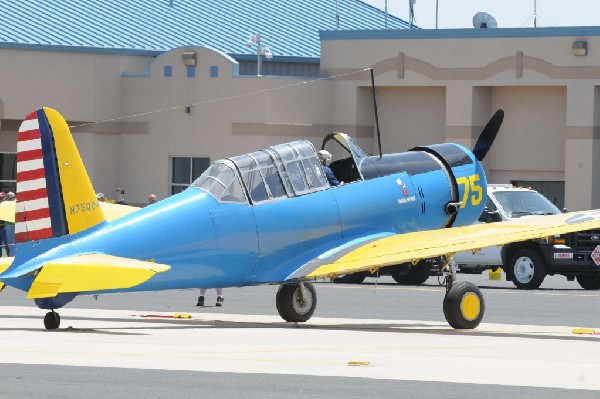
[576,273,600,290]
[44,311,60,330]
[276,282,317,322]
[390,262,429,285]
[333,273,366,284]
[443,281,485,329]
[510,249,546,289]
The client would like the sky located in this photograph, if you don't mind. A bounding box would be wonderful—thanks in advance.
[363,0,600,29]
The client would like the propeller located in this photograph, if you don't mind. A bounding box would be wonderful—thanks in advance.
[472,109,504,162]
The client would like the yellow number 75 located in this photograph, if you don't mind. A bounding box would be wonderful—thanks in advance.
[456,174,483,208]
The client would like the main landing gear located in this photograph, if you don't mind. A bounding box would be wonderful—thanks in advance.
[276,266,485,329]
[441,258,485,329]
[276,281,317,322]
[44,310,61,330]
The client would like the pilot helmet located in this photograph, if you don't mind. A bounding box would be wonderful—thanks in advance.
[6,192,15,200]
[96,192,105,201]
[317,150,333,166]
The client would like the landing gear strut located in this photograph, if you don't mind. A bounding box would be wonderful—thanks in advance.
[44,310,60,330]
[441,258,485,329]
[276,281,317,322]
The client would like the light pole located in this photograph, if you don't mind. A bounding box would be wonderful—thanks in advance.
[246,34,273,77]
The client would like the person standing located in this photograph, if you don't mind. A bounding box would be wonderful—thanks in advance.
[197,288,224,307]
[115,188,127,205]
[0,192,8,256]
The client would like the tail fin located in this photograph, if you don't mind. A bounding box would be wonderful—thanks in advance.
[16,107,105,243]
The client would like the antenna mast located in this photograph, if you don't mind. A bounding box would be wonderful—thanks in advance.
[533,0,538,28]
[409,0,416,29]
[385,0,388,29]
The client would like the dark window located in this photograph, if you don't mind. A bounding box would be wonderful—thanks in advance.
[164,65,172,77]
[0,153,16,193]
[210,66,219,77]
[171,156,210,195]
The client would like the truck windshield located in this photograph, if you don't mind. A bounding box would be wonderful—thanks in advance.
[493,190,561,218]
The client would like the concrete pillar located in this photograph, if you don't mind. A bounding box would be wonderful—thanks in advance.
[444,83,475,149]
[565,82,598,210]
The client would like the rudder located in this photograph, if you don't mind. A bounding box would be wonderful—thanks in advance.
[16,108,105,243]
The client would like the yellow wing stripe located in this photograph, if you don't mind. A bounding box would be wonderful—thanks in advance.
[307,210,600,279]
[27,254,170,299]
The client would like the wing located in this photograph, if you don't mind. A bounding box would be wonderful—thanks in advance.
[302,210,600,280]
[0,200,138,223]
[98,202,141,221]
[26,254,170,299]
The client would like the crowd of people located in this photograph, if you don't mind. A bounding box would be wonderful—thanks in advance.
[96,189,159,207]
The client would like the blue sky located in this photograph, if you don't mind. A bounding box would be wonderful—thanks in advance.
[363,0,600,29]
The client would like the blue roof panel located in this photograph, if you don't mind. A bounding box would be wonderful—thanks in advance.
[0,0,412,58]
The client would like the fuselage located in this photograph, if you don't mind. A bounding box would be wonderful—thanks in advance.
[7,144,485,296]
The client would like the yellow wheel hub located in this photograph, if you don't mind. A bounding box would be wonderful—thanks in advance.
[460,292,480,321]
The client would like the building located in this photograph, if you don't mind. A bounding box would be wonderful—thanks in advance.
[1,2,600,209]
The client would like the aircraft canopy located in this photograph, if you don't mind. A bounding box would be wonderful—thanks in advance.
[191,140,329,205]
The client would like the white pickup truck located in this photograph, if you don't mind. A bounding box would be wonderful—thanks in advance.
[453,184,600,289]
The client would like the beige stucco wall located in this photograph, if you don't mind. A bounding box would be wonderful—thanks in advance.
[2,30,600,208]
[320,32,600,210]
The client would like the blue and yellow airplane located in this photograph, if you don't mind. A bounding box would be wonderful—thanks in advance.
[2,107,600,330]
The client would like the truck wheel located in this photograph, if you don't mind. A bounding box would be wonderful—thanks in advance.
[510,249,546,289]
[576,273,600,290]
[333,273,366,284]
[390,262,428,285]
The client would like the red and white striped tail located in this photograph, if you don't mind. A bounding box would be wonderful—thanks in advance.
[15,111,53,243]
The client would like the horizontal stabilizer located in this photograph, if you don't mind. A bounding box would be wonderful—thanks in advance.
[0,257,13,293]
[27,254,170,299]
[306,209,600,280]
[0,257,13,274]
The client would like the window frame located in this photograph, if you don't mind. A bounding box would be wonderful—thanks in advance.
[170,156,210,195]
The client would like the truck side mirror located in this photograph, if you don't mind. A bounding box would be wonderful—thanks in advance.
[479,209,501,223]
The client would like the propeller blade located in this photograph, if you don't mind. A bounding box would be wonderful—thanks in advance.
[472,109,504,161]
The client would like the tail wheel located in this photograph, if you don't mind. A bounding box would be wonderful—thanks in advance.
[43,311,60,330]
[510,249,546,289]
[443,281,485,329]
[576,273,600,290]
[276,282,317,322]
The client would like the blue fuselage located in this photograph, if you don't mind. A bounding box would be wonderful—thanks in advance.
[5,144,486,297]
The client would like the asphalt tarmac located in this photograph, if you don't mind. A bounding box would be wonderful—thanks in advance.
[1,273,599,398]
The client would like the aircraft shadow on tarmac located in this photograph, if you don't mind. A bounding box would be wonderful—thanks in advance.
[347,281,591,293]
[0,313,597,342]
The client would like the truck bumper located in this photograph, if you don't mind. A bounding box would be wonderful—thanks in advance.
[539,245,600,274]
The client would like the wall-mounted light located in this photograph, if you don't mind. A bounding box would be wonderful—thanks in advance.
[572,40,587,56]
[181,52,197,66]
